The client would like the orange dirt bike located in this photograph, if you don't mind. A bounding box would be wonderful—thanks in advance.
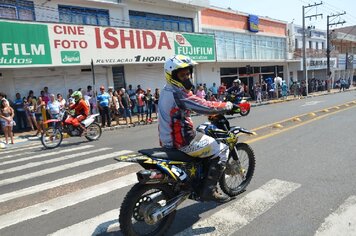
[41,109,102,149]
[115,113,256,236]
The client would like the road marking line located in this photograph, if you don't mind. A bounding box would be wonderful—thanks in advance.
[315,195,356,236]
[0,171,137,230]
[176,179,301,236]
[0,145,93,166]
[247,104,356,144]
[251,100,356,132]
[0,142,69,160]
[0,147,111,175]
[0,162,133,203]
[302,101,323,106]
[48,209,122,236]
[0,143,42,156]
[0,150,132,186]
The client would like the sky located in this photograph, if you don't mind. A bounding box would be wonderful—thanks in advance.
[209,0,356,30]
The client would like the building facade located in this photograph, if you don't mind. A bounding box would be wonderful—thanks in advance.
[331,26,356,84]
[199,7,288,95]
[287,24,337,85]
[0,0,211,99]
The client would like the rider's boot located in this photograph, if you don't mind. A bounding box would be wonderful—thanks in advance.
[200,159,230,203]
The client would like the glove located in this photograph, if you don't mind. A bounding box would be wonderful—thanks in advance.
[225,101,233,110]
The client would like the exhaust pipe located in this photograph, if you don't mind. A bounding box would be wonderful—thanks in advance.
[148,192,190,223]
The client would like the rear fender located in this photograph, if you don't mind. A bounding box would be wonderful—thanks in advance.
[114,153,150,164]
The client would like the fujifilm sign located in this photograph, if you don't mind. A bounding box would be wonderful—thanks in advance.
[1,43,46,56]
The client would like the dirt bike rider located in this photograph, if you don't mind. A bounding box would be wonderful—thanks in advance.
[65,90,89,135]
[158,55,235,203]
[226,79,244,104]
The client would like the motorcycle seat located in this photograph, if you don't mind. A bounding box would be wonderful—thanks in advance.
[138,148,196,162]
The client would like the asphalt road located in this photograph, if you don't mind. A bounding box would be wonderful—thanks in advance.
[0,90,355,236]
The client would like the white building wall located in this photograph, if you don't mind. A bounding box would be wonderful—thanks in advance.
[196,62,220,87]
[124,64,164,90]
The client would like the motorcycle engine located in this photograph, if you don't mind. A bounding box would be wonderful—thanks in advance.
[67,125,79,136]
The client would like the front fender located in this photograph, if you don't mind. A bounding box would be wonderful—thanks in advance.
[43,119,61,125]
[239,102,251,111]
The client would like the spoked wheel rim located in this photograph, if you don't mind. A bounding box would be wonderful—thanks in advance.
[85,123,101,140]
[129,189,168,235]
[41,127,62,149]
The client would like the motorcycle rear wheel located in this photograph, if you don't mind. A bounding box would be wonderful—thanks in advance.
[119,183,176,236]
[41,127,63,149]
[85,122,102,141]
[219,143,255,196]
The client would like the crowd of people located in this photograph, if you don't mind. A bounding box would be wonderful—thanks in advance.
[1,75,354,145]
[0,84,163,144]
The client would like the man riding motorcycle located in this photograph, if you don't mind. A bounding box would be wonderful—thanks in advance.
[65,91,89,134]
[158,55,234,203]
[226,79,244,104]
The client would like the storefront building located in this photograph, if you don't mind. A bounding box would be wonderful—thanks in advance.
[198,7,288,94]
[0,0,211,99]
[331,26,356,84]
[287,24,338,85]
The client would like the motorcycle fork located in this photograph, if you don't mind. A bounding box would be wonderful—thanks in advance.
[230,145,247,178]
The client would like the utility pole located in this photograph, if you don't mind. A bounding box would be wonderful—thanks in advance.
[302,2,323,96]
[327,12,346,91]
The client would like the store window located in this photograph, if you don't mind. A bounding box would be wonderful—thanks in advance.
[0,0,35,20]
[129,10,193,32]
[204,29,286,60]
[58,5,109,26]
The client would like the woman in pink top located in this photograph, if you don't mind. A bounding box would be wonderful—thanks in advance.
[195,86,206,99]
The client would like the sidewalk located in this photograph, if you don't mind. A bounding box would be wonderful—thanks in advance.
[249,87,356,107]
[1,87,355,149]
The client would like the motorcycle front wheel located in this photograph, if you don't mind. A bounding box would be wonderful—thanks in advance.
[219,143,255,197]
[85,122,102,141]
[41,127,63,149]
[119,183,176,236]
[240,108,250,116]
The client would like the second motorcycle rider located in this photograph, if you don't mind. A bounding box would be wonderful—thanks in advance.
[158,55,234,203]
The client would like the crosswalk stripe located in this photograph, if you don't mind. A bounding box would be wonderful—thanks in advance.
[0,145,93,166]
[0,172,137,229]
[0,142,68,160]
[48,209,121,236]
[0,162,133,203]
[315,195,356,236]
[0,147,111,175]
[176,179,301,236]
[1,151,34,160]
[0,143,43,156]
[0,150,133,186]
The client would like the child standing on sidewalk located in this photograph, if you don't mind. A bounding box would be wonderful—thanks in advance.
[256,83,262,103]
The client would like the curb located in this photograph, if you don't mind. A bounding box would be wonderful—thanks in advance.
[250,88,356,107]
[101,120,158,132]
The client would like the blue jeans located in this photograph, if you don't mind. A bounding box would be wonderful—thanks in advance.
[146,103,153,119]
